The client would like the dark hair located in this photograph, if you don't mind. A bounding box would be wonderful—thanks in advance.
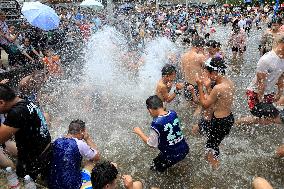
[191,37,205,47]
[91,161,118,189]
[205,57,227,75]
[272,17,282,24]
[161,64,176,76]
[146,95,163,110]
[206,40,220,48]
[68,119,86,134]
[0,84,16,101]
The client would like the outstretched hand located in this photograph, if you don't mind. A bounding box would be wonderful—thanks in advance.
[133,127,142,135]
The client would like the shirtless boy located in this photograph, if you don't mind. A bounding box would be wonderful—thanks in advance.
[195,57,235,168]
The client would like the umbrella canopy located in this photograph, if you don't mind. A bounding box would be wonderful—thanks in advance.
[119,3,134,11]
[21,2,60,31]
[80,0,104,10]
[223,4,230,7]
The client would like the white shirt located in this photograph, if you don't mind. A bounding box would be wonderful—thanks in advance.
[73,138,97,160]
[238,19,246,28]
[147,129,159,148]
[247,51,284,94]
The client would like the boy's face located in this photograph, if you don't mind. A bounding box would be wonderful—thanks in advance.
[163,72,176,86]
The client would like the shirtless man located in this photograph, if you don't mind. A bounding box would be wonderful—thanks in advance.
[155,64,184,103]
[181,37,206,103]
[195,57,235,168]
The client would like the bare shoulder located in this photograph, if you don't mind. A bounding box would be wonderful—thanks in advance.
[156,80,166,90]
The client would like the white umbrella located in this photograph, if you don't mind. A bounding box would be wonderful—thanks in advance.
[80,0,104,10]
[21,2,60,31]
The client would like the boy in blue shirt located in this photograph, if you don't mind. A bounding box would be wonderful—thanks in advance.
[134,95,189,172]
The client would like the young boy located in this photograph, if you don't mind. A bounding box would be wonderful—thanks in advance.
[155,64,184,103]
[134,95,189,172]
[42,48,63,77]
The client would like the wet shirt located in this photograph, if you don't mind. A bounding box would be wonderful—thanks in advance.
[3,100,51,162]
[248,51,284,95]
[49,137,97,189]
[149,110,188,157]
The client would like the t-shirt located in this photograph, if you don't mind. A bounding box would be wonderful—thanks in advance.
[3,100,51,162]
[150,110,189,158]
[247,51,284,94]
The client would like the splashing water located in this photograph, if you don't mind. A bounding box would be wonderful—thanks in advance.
[45,25,284,188]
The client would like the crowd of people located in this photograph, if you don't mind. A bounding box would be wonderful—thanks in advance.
[0,2,284,189]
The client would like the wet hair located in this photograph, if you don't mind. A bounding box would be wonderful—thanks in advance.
[161,64,176,76]
[91,161,118,189]
[205,57,227,75]
[68,119,86,134]
[274,35,284,46]
[206,40,221,48]
[271,17,282,25]
[0,84,16,101]
[191,37,205,47]
[0,11,5,17]
[146,95,163,110]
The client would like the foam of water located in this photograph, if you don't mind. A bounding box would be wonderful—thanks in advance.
[84,26,178,99]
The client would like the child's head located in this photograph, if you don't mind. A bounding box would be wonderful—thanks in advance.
[146,95,164,117]
[43,48,52,57]
[91,161,118,189]
[161,64,176,84]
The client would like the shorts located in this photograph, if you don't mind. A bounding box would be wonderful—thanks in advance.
[151,144,189,172]
[232,46,246,52]
[205,113,234,159]
[16,143,52,181]
[205,33,210,39]
[246,90,279,118]
[245,27,251,32]
[184,82,198,101]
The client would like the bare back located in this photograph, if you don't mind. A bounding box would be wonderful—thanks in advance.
[212,78,235,118]
[181,50,206,85]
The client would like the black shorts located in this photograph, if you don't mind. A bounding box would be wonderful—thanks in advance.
[16,144,52,181]
[205,113,234,159]
[205,33,210,39]
[251,102,279,118]
[245,27,251,32]
[232,46,246,52]
[151,145,189,172]
[184,82,198,101]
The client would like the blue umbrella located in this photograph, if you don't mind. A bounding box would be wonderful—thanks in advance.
[21,2,60,31]
[119,3,134,11]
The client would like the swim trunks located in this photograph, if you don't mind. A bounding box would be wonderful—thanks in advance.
[151,144,189,172]
[246,90,279,118]
[205,113,234,159]
[184,82,198,101]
